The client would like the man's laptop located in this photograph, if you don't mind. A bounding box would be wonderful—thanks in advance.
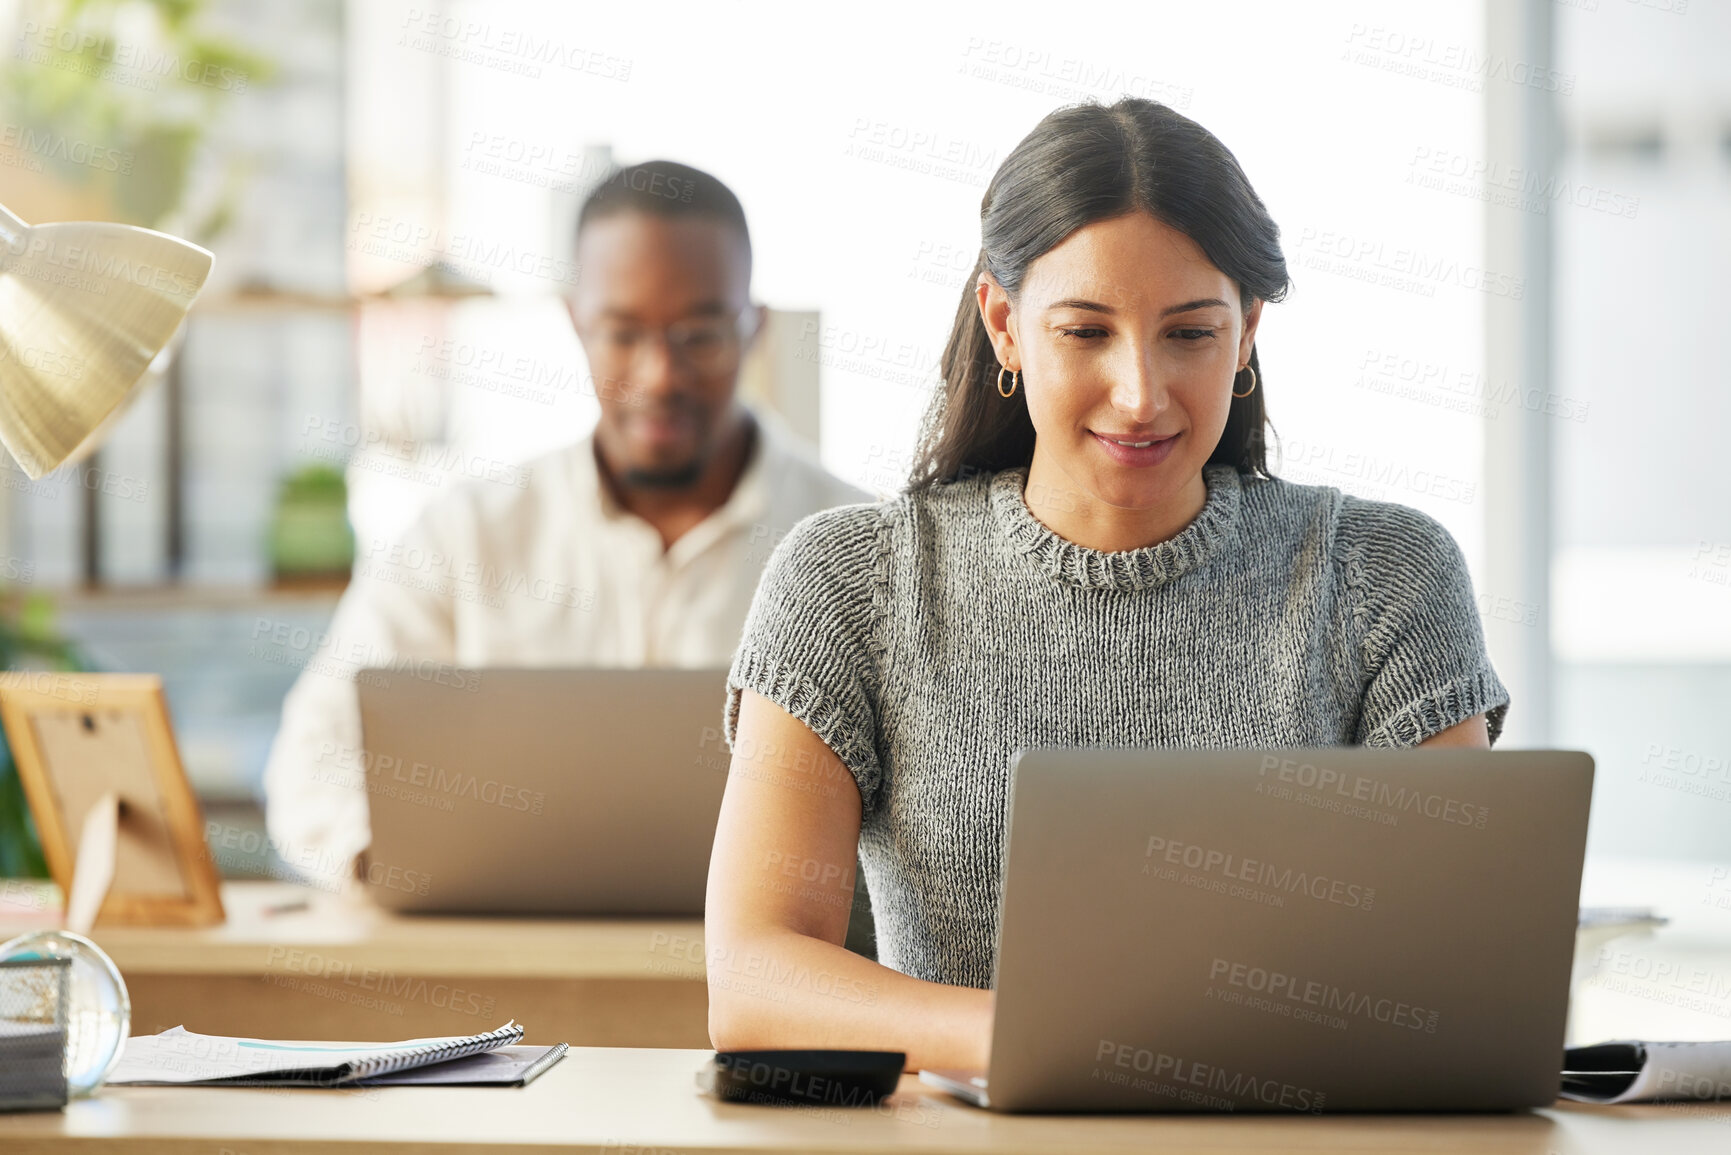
[355,667,730,915]
[921,747,1594,1112]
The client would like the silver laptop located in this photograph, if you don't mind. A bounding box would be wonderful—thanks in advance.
[355,667,729,915]
[922,747,1593,1112]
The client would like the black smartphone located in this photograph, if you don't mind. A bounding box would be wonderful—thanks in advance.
[697,1049,906,1107]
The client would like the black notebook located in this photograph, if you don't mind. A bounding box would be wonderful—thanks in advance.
[1562,1041,1731,1104]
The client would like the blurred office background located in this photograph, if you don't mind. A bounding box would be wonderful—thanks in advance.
[0,0,1724,871]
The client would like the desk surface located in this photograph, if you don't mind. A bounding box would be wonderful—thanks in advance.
[0,1046,1721,1155]
[6,860,1731,1151]
[0,880,706,980]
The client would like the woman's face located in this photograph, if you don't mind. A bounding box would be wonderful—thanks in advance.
[978,211,1262,516]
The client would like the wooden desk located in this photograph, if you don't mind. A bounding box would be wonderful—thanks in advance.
[0,881,709,1047]
[0,1045,1723,1154]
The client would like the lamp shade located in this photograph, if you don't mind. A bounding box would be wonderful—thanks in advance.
[0,204,213,479]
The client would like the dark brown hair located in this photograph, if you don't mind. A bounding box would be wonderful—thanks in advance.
[909,99,1291,489]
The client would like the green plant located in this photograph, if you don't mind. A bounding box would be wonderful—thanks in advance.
[0,592,92,878]
[280,462,349,502]
[2,0,274,239]
[270,462,354,577]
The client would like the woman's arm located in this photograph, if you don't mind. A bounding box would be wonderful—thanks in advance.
[1417,712,1491,748]
[704,689,994,1071]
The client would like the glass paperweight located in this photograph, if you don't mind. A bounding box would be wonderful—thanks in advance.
[0,931,129,1097]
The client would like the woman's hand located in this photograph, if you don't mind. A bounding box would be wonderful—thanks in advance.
[704,689,994,1072]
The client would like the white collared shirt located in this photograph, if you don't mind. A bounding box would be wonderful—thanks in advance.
[262,407,871,883]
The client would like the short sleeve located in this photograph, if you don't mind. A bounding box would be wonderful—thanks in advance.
[1337,497,1512,747]
[724,502,888,807]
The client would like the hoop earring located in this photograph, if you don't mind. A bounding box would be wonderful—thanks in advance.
[997,365,1020,398]
[1232,364,1257,399]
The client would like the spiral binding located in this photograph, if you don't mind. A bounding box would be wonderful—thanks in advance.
[339,1020,523,1084]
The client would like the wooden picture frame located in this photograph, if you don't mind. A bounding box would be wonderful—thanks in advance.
[0,672,224,926]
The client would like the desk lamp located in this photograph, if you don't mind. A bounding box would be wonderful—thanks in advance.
[0,202,213,477]
[0,201,213,1104]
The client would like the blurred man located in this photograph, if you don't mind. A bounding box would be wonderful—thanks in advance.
[263,160,870,887]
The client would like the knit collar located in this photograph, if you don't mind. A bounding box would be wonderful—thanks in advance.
[987,463,1244,591]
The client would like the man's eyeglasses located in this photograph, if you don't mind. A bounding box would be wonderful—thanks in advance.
[585,308,759,375]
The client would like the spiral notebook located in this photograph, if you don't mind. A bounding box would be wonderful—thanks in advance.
[107,1021,526,1087]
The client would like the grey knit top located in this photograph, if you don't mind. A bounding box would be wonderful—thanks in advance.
[722,463,1510,991]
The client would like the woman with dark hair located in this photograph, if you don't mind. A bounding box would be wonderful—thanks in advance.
[704,98,1509,1071]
